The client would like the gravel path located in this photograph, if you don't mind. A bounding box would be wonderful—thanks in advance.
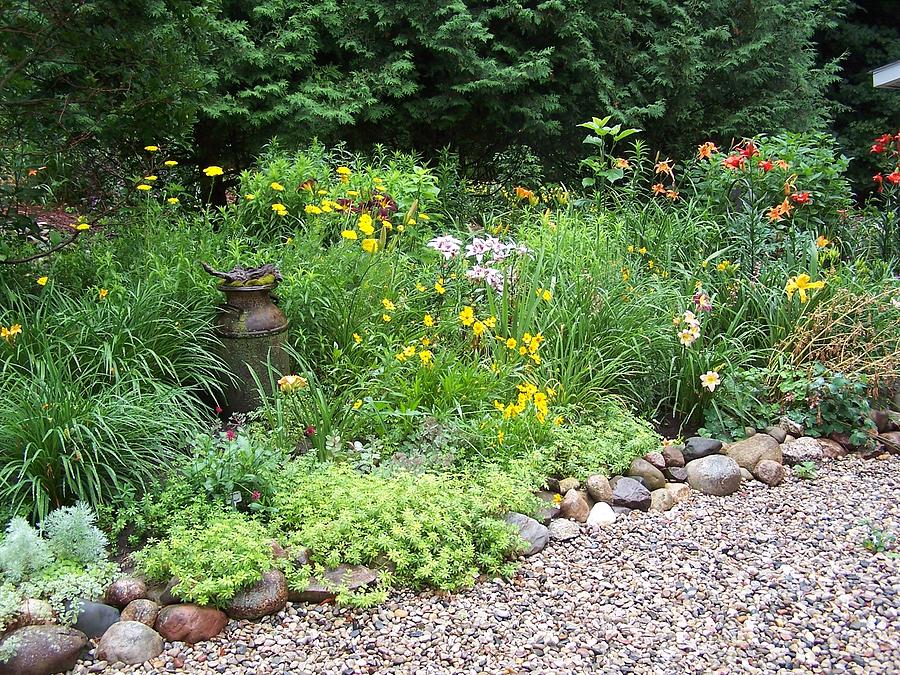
[84,455,899,675]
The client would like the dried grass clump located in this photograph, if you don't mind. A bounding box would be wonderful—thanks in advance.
[779,288,900,392]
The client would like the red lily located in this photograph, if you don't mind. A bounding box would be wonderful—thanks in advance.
[723,155,745,170]
[887,170,900,185]
[790,191,810,204]
[739,141,759,158]
[874,173,884,192]
[871,143,886,154]
[876,133,894,145]
[759,159,773,172]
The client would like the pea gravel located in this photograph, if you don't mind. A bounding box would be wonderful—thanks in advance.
[79,455,899,674]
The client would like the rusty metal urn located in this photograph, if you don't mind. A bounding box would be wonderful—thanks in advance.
[214,283,289,414]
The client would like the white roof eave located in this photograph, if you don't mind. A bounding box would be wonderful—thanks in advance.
[873,61,900,89]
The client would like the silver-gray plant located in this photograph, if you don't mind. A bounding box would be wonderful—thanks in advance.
[0,518,52,584]
[40,503,108,566]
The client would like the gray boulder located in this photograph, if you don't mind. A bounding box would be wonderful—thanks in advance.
[611,477,651,511]
[0,625,88,675]
[627,458,666,491]
[96,621,163,665]
[683,437,722,462]
[547,519,580,541]
[72,600,119,639]
[723,433,782,471]
[764,426,787,443]
[686,455,741,496]
[225,570,288,620]
[781,437,824,466]
[504,513,549,556]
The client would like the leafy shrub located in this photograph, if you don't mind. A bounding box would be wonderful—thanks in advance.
[779,365,875,446]
[269,458,540,592]
[135,513,274,607]
[701,367,780,441]
[539,401,660,479]
[182,432,286,514]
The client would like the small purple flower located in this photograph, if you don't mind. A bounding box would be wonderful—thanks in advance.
[225,428,236,441]
[251,490,261,501]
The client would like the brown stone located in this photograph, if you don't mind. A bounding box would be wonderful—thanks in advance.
[0,625,88,675]
[649,489,675,512]
[880,431,900,454]
[643,452,666,472]
[627,457,666,491]
[120,599,159,627]
[663,482,692,504]
[558,489,590,523]
[662,445,685,467]
[105,577,148,609]
[154,604,228,644]
[585,475,612,503]
[753,459,785,486]
[818,438,848,459]
[723,433,781,471]
[557,477,580,494]
[224,570,288,620]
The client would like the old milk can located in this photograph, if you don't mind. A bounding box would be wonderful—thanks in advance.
[214,281,290,414]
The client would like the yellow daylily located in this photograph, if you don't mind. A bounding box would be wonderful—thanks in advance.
[785,274,825,303]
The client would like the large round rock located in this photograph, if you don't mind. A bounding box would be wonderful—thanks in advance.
[96,621,163,664]
[0,625,88,675]
[155,604,228,643]
[686,455,741,496]
[723,433,782,471]
[504,512,549,556]
[224,569,288,620]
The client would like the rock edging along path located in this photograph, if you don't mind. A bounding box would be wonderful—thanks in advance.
[77,455,899,675]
